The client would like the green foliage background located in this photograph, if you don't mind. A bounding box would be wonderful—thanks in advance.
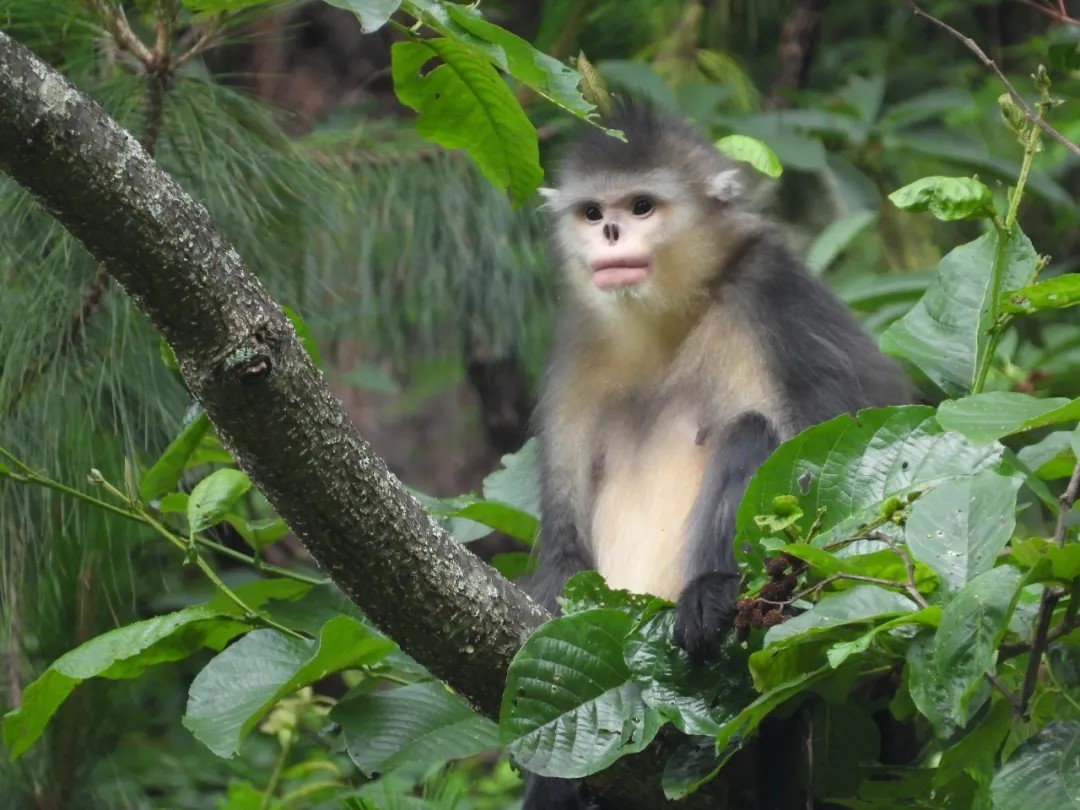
[1,0,1079,808]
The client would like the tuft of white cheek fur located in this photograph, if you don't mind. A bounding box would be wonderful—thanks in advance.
[707,169,743,202]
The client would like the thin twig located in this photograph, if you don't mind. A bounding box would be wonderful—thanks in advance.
[985,671,1020,706]
[1015,0,1078,25]
[1016,460,1080,717]
[876,532,930,609]
[175,13,226,67]
[88,0,154,67]
[909,2,1080,158]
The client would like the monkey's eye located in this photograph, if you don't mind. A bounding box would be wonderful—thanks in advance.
[583,204,603,222]
[632,197,654,216]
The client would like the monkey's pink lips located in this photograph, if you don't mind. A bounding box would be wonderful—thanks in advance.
[590,256,651,289]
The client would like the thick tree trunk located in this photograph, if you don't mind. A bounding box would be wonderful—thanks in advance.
[0,31,736,810]
[0,29,543,719]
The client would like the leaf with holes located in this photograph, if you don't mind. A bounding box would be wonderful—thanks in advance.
[904,471,1021,593]
[1001,273,1080,315]
[391,38,542,205]
[500,609,660,778]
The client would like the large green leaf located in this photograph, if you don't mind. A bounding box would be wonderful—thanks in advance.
[880,231,1037,397]
[140,411,211,501]
[937,391,1080,444]
[403,0,594,123]
[391,38,542,206]
[737,406,1007,563]
[763,585,916,647]
[482,437,541,519]
[904,471,1022,594]
[1001,273,1080,315]
[333,681,497,777]
[907,566,1023,737]
[500,609,660,778]
[3,580,309,759]
[624,612,753,737]
[183,616,395,757]
[991,721,1080,810]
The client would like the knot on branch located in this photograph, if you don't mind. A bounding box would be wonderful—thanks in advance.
[225,347,273,386]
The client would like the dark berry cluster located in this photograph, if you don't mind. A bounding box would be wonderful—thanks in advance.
[732,553,800,640]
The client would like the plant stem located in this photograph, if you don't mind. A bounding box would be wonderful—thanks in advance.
[261,731,295,810]
[971,119,1042,395]
[1016,461,1080,717]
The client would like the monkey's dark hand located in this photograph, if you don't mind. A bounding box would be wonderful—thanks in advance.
[674,571,739,661]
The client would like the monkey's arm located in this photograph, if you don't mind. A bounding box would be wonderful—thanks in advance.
[527,478,594,613]
[675,411,780,659]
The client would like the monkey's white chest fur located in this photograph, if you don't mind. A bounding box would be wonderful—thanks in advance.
[591,411,707,601]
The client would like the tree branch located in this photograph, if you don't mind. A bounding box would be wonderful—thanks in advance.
[0,31,725,809]
[764,0,830,110]
[909,2,1080,158]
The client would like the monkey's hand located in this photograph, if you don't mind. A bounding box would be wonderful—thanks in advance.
[674,571,739,661]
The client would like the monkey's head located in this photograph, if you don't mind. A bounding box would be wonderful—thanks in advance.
[540,101,749,315]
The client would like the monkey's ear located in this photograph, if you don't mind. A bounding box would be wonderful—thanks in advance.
[536,186,562,210]
[706,169,744,203]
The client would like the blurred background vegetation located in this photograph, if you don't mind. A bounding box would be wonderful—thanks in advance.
[1,0,1078,807]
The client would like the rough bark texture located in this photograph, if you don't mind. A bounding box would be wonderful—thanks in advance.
[0,29,543,719]
[0,32,732,809]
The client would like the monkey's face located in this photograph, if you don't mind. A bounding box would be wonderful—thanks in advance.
[545,171,711,309]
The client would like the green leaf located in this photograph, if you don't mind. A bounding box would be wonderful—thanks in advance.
[333,681,497,776]
[714,134,782,178]
[904,471,1022,593]
[322,0,402,32]
[763,585,916,647]
[825,606,941,669]
[1001,273,1080,315]
[224,515,290,552]
[937,391,1080,444]
[187,468,253,534]
[908,566,1024,737]
[448,501,538,544]
[737,406,1007,562]
[661,737,727,800]
[391,38,542,206]
[625,612,753,736]
[888,176,995,221]
[481,438,541,520]
[281,306,324,370]
[559,570,670,618]
[1018,430,1079,480]
[880,231,1038,397]
[490,551,536,580]
[991,721,1080,809]
[184,616,394,757]
[140,412,211,501]
[500,609,660,778]
[808,701,882,797]
[403,1,595,124]
[2,580,309,760]
[804,210,878,276]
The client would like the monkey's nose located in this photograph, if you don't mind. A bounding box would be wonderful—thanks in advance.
[603,222,620,243]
